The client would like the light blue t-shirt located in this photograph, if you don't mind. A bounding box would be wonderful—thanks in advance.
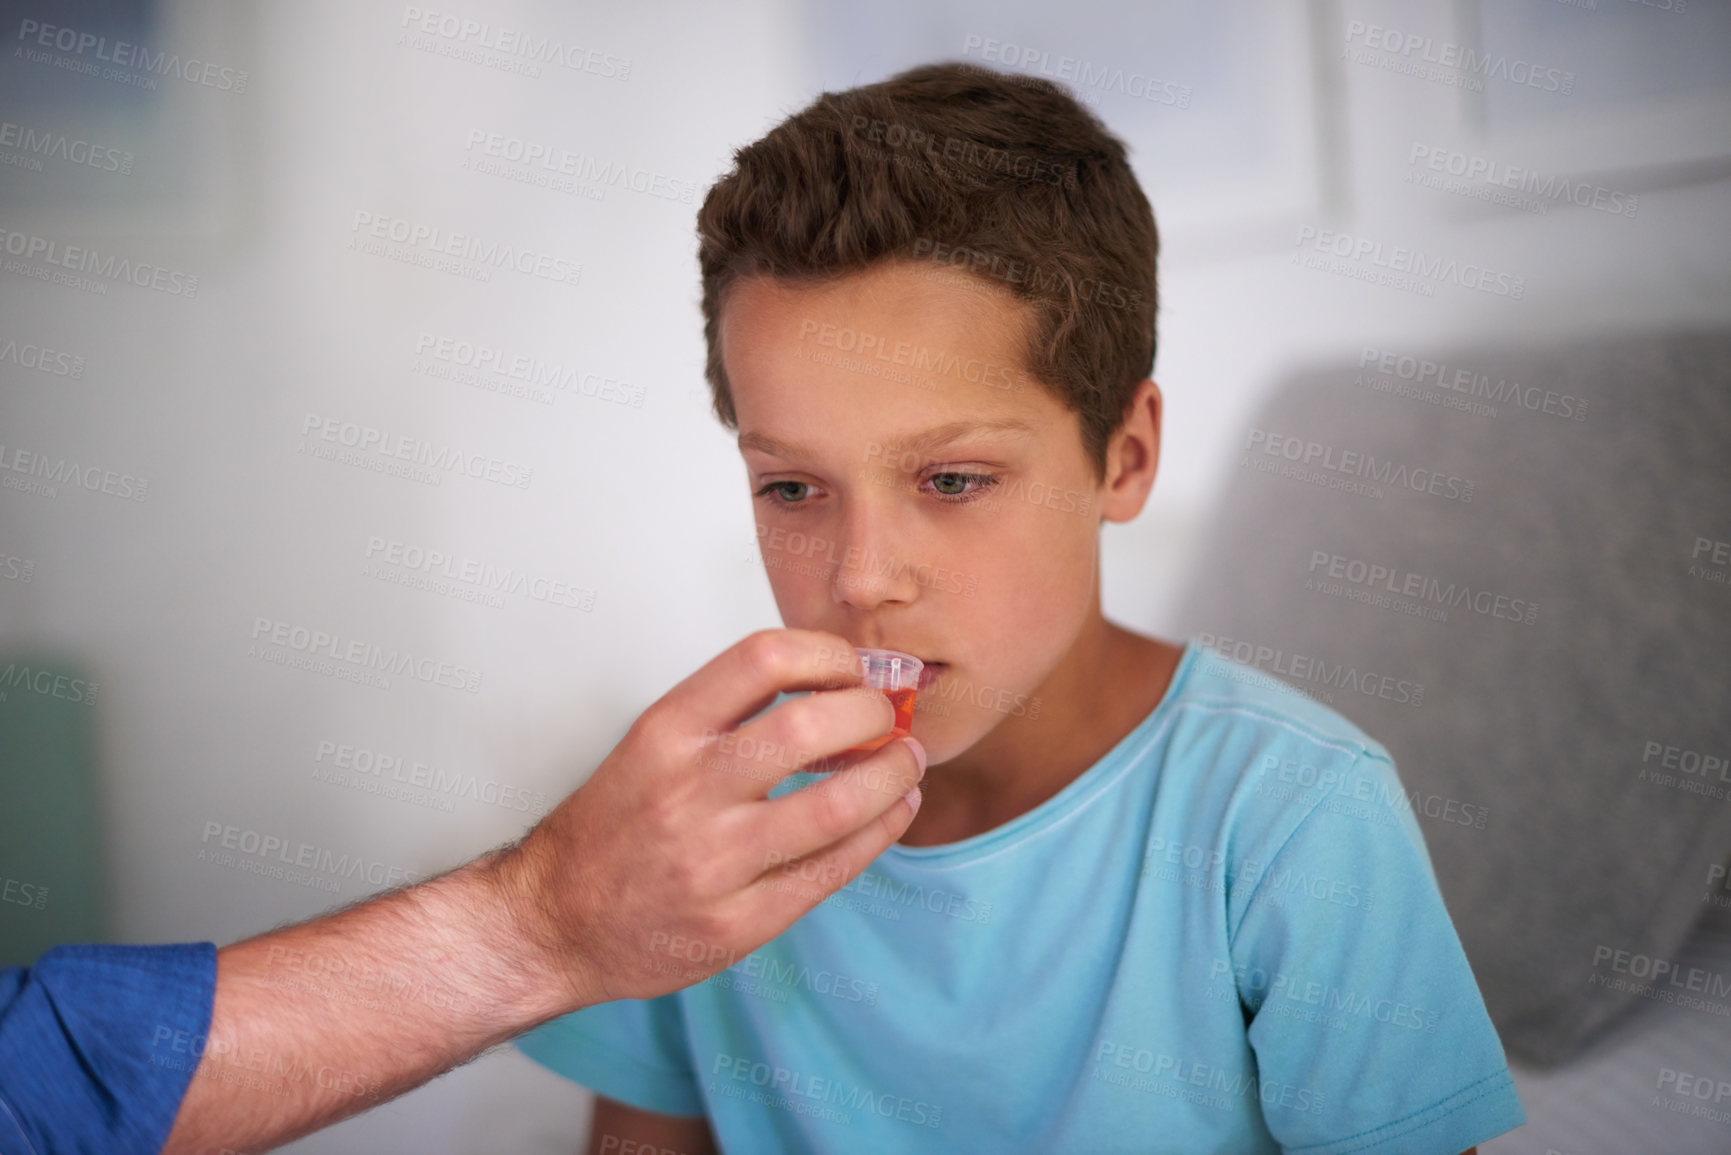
[516,642,1525,1153]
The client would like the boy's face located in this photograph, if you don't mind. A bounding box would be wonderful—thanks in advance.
[724,259,1139,765]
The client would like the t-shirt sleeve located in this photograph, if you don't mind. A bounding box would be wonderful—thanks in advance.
[1227,749,1525,1155]
[0,941,217,1155]
[514,992,705,1117]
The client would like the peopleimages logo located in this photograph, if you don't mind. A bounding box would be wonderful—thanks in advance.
[1407,144,1637,219]
[462,129,698,204]
[0,441,148,502]
[0,335,85,377]
[847,113,1078,190]
[1294,226,1526,299]
[960,35,1192,108]
[1343,20,1575,95]
[0,226,199,296]
[313,738,550,815]
[754,523,981,598]
[0,662,96,707]
[1637,738,1731,802]
[0,873,47,911]
[199,821,420,889]
[399,7,631,80]
[708,1054,943,1129]
[800,319,1020,392]
[1690,537,1730,589]
[712,951,881,1008]
[1197,632,1425,708]
[363,534,596,611]
[413,331,644,409]
[0,552,35,585]
[0,119,134,175]
[1357,346,1588,422]
[1204,961,1439,1034]
[1306,551,1540,626]
[299,413,533,490]
[1243,428,1475,504]
[248,617,484,693]
[837,867,994,924]
[14,18,250,92]
[348,210,582,287]
[911,236,1145,312]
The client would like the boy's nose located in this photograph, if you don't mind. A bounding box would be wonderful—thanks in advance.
[830,543,918,611]
[828,504,921,612]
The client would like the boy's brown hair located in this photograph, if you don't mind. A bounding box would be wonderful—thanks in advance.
[697,61,1159,483]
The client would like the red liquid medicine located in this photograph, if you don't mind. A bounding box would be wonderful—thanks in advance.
[842,686,918,755]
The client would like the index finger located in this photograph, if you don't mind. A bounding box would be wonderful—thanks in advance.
[658,628,865,738]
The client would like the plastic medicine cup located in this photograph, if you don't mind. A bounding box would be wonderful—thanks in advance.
[836,648,923,757]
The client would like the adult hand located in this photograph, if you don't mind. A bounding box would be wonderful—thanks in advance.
[499,626,927,1006]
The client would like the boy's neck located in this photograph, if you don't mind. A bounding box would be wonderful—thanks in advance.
[899,612,1184,849]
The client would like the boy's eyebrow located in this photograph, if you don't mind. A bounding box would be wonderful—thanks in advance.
[738,417,1038,460]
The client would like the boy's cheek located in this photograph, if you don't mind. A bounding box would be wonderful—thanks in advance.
[906,706,1011,767]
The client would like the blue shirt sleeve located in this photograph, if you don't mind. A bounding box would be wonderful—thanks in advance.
[1228,750,1525,1154]
[0,942,217,1155]
[514,992,704,1117]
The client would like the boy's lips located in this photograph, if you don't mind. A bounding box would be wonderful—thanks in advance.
[916,661,946,690]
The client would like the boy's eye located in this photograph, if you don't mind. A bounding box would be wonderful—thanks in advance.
[759,480,812,504]
[926,472,999,502]
[931,473,969,496]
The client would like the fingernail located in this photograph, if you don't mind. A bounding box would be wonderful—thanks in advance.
[903,786,923,814]
[903,736,927,774]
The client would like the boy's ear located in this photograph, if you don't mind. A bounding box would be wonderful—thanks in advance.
[1098,379,1162,523]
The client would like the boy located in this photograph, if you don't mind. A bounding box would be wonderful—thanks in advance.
[516,62,1524,1153]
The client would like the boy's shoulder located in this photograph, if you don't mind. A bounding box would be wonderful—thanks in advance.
[1147,642,1430,869]
[1162,641,1397,774]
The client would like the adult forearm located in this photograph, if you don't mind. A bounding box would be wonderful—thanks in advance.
[160,850,584,1153]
